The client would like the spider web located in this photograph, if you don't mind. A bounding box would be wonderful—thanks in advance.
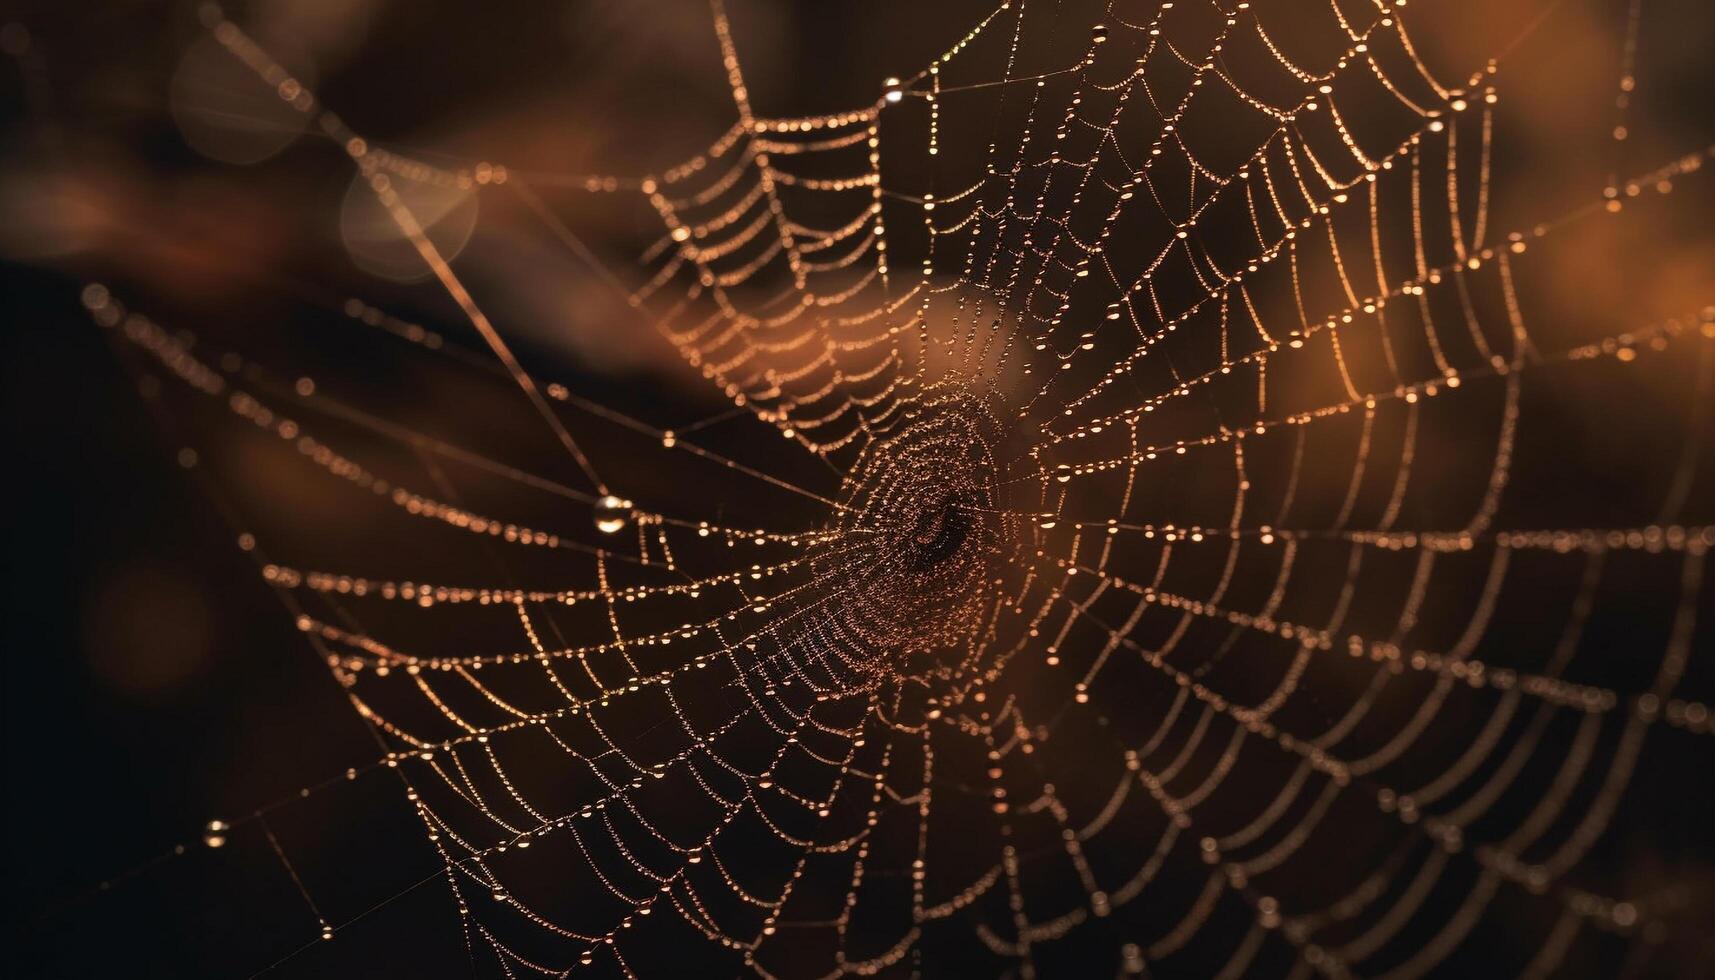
[48,0,1715,975]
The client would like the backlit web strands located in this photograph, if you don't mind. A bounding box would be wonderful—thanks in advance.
[72,0,1715,976]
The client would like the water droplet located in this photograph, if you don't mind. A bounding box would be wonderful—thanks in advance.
[339,171,479,283]
[593,495,632,535]
[169,35,312,166]
[203,819,228,848]
[882,77,905,104]
[660,430,676,448]
[1091,24,1110,44]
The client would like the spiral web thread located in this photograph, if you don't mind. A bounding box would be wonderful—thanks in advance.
[73,0,1715,975]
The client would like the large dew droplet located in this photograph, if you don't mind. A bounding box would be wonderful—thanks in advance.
[202,819,229,848]
[340,172,479,283]
[593,495,632,535]
[169,35,312,166]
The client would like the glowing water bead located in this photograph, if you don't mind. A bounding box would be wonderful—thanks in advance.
[593,495,633,535]
[882,77,905,104]
[202,819,229,848]
[1091,23,1110,44]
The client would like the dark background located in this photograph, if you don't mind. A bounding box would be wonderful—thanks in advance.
[4,0,1715,977]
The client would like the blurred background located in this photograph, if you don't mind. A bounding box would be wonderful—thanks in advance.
[4,0,1714,976]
